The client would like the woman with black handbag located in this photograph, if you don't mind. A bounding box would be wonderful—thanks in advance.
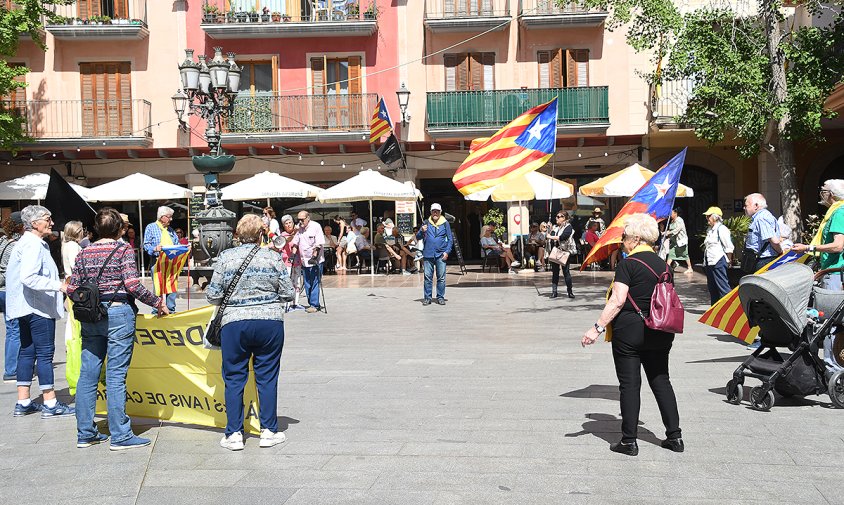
[547,211,575,299]
[206,214,294,451]
[67,208,167,450]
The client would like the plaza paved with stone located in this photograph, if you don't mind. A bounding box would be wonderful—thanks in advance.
[1,267,842,504]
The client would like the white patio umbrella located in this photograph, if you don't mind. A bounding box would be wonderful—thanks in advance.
[318,169,421,277]
[0,173,92,202]
[465,172,574,267]
[579,163,694,198]
[88,173,194,275]
[221,171,323,204]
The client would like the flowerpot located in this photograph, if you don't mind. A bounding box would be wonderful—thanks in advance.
[203,13,215,23]
[217,14,227,23]
[249,13,259,22]
[261,14,270,22]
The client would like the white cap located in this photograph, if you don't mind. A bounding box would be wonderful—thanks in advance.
[430,203,442,212]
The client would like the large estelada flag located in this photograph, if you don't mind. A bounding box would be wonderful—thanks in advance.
[581,148,688,270]
[369,97,393,143]
[699,252,810,343]
[452,98,558,196]
[154,245,190,296]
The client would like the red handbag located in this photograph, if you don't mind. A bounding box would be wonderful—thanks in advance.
[624,257,685,334]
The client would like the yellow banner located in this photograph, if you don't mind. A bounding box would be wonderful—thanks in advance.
[94,306,262,435]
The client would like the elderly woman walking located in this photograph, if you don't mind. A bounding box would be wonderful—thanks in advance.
[67,208,168,449]
[207,214,294,450]
[581,213,683,456]
[5,205,73,418]
[702,207,734,305]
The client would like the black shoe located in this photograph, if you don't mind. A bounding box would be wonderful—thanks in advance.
[567,292,575,299]
[422,298,432,306]
[550,292,558,299]
[660,438,684,453]
[436,298,445,305]
[609,441,639,456]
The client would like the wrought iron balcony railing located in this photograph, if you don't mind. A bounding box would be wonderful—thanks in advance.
[424,0,510,19]
[201,0,377,24]
[426,87,609,130]
[223,93,378,134]
[46,0,148,27]
[0,99,152,140]
[652,79,695,125]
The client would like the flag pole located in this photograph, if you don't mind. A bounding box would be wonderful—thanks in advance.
[138,200,145,278]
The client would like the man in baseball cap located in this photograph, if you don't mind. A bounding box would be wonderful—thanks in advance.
[416,203,453,306]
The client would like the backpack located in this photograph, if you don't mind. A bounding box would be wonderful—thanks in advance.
[625,256,685,334]
[70,244,126,323]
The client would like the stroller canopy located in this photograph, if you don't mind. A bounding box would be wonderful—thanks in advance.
[738,262,814,336]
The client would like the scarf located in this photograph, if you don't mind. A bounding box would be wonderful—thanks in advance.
[811,200,844,246]
[428,215,447,227]
[157,221,173,247]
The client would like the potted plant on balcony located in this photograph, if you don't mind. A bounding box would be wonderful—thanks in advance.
[101,15,112,25]
[249,6,259,22]
[363,1,377,19]
[261,6,271,22]
[203,4,218,23]
[234,8,247,22]
[282,13,291,22]
[271,10,282,22]
[347,2,359,19]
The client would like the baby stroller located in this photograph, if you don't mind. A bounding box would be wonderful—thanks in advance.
[725,263,844,411]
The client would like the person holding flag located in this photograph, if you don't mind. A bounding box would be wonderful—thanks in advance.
[143,206,180,314]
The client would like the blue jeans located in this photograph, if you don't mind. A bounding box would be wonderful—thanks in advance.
[423,256,447,300]
[150,267,177,314]
[705,257,731,305]
[220,319,284,436]
[820,273,843,371]
[76,304,137,444]
[301,263,323,309]
[0,291,21,377]
[16,314,56,390]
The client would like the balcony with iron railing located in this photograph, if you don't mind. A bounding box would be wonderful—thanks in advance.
[424,0,512,32]
[45,0,149,40]
[200,0,378,39]
[0,99,153,148]
[221,93,378,143]
[426,87,609,137]
[518,0,607,28]
[652,79,695,128]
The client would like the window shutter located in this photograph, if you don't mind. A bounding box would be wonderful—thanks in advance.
[482,52,494,90]
[444,0,455,16]
[456,54,469,91]
[311,57,326,129]
[115,0,128,20]
[77,0,100,19]
[347,56,363,128]
[118,62,132,135]
[80,63,95,136]
[551,48,563,88]
[470,53,483,90]
[444,54,457,92]
[538,51,550,88]
[574,49,589,87]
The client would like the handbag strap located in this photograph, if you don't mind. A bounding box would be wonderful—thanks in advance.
[215,245,260,320]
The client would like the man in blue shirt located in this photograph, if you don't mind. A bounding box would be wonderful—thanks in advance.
[416,203,453,306]
[143,206,179,313]
[743,193,782,272]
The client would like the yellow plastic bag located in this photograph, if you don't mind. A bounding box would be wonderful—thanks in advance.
[64,301,82,395]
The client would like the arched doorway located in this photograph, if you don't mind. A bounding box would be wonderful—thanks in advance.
[673,165,718,262]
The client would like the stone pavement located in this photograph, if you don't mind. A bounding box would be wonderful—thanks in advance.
[1,267,842,505]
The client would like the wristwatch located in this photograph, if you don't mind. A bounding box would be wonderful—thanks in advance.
[594,323,606,334]
[808,245,816,253]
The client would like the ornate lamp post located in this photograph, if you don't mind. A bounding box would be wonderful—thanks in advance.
[174,47,242,270]
[396,82,411,127]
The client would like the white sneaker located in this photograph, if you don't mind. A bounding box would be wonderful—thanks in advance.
[508,269,517,274]
[402,270,412,276]
[259,429,286,448]
[511,261,520,267]
[220,431,244,451]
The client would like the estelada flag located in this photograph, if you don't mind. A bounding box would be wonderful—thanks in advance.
[699,251,810,343]
[452,98,558,196]
[369,97,393,143]
[154,244,190,296]
[581,148,688,270]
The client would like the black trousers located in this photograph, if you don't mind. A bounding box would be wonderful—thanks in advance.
[550,260,572,293]
[611,313,681,442]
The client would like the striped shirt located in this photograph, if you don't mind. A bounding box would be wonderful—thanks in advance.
[67,241,161,308]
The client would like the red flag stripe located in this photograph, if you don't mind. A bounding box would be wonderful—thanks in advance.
[454,150,550,188]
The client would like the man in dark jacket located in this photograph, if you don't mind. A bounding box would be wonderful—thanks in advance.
[416,203,453,306]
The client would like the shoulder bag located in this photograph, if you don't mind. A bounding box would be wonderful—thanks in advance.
[204,245,260,348]
[548,225,574,265]
[70,244,127,323]
[624,256,685,334]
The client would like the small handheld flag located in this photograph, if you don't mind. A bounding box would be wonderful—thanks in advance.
[370,98,393,143]
[154,245,190,296]
[581,149,688,270]
[452,98,558,196]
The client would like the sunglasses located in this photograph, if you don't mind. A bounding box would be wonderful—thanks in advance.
[556,215,564,219]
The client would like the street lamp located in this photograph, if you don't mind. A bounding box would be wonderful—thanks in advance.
[396,82,411,126]
[174,47,242,270]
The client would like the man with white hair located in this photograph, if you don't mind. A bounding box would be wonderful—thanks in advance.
[742,193,782,273]
[143,206,179,313]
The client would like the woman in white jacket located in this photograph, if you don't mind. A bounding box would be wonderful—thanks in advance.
[702,206,734,305]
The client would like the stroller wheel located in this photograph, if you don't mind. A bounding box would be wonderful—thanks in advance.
[726,379,743,405]
[829,370,844,409]
[750,386,775,411]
